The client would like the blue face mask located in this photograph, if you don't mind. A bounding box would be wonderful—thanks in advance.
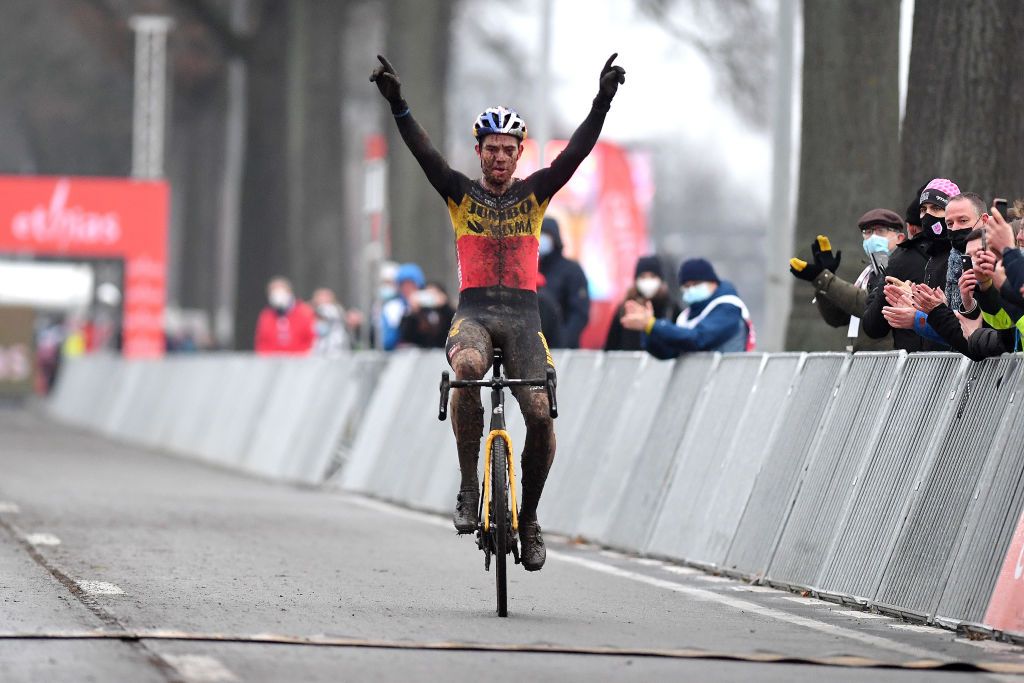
[681,283,713,306]
[538,234,554,257]
[862,234,890,256]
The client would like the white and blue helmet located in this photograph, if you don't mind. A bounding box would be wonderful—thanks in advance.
[473,106,527,142]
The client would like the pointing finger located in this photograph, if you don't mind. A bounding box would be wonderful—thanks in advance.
[378,54,396,73]
[603,52,618,71]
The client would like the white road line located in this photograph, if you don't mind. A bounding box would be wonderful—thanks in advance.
[549,552,942,660]
[344,496,451,529]
[76,581,124,596]
[599,550,626,560]
[727,585,781,594]
[0,502,20,514]
[839,612,893,621]
[661,565,701,576]
[25,533,61,546]
[776,595,837,607]
[691,575,736,584]
[633,558,664,567]
[162,654,238,682]
[344,495,945,660]
[886,624,939,634]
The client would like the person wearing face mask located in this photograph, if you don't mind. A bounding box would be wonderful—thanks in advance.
[379,262,425,351]
[619,258,754,357]
[788,209,904,351]
[254,276,316,355]
[539,217,591,348]
[310,287,351,357]
[604,255,681,351]
[397,281,456,348]
[861,178,959,351]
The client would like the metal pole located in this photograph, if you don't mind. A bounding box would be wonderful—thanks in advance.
[764,0,796,351]
[535,0,553,166]
[214,0,248,349]
[129,15,174,179]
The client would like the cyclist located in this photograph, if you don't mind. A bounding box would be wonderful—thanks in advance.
[371,53,625,571]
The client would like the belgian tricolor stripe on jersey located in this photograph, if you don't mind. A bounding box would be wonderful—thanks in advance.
[391,100,608,294]
[447,191,550,292]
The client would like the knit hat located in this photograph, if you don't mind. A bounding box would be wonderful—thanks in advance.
[634,255,664,279]
[677,258,718,284]
[857,208,904,232]
[395,262,425,287]
[919,178,960,210]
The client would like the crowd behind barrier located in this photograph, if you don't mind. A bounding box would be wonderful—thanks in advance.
[47,349,1024,638]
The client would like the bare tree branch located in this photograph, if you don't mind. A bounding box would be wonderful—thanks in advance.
[636,0,772,127]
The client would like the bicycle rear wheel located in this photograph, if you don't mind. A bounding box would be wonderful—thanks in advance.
[490,434,509,617]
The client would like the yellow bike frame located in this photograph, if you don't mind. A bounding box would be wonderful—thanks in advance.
[481,429,518,534]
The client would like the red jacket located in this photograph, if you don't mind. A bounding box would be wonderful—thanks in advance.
[254,302,316,355]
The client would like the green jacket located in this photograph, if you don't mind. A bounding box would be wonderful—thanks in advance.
[813,269,894,352]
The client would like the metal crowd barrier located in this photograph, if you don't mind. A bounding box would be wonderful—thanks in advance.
[47,349,1024,635]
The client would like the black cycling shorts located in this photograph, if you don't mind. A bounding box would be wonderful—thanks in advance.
[445,287,554,388]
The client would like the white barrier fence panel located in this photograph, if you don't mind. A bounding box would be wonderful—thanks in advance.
[47,350,1024,631]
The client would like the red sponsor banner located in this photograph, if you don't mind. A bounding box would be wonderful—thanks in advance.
[0,176,169,358]
[984,510,1024,632]
[519,140,651,348]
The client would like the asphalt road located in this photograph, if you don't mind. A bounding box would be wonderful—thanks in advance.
[2,407,1023,682]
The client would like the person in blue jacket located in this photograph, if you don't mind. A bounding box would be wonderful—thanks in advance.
[619,258,754,357]
[379,262,425,350]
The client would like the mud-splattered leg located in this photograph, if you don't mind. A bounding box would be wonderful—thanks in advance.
[511,387,555,522]
[445,318,492,489]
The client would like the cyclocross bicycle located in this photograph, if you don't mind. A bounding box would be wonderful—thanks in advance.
[438,348,557,617]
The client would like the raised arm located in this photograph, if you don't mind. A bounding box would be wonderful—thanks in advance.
[370,55,458,198]
[533,53,626,202]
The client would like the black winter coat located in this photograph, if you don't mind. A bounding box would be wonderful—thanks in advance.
[539,251,590,348]
[862,236,951,351]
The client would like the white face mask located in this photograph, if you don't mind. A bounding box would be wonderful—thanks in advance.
[636,276,661,299]
[269,289,292,310]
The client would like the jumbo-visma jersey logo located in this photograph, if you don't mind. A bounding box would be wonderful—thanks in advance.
[447,195,548,239]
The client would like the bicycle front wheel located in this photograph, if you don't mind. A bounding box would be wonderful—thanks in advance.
[490,434,509,617]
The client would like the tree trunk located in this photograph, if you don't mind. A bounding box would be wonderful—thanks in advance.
[784,0,901,351]
[284,0,347,302]
[235,1,290,349]
[384,0,455,289]
[901,0,1024,204]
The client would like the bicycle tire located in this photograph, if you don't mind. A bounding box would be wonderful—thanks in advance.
[491,434,509,617]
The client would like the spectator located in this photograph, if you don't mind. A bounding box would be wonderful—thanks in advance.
[372,261,399,349]
[311,287,351,357]
[904,182,927,238]
[380,262,424,351]
[620,257,754,358]
[605,254,681,351]
[862,178,959,350]
[993,203,1024,304]
[914,226,1017,359]
[398,281,456,348]
[254,276,315,355]
[539,217,590,348]
[536,272,565,350]
[789,209,904,351]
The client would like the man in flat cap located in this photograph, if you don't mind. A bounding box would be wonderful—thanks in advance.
[789,208,906,351]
